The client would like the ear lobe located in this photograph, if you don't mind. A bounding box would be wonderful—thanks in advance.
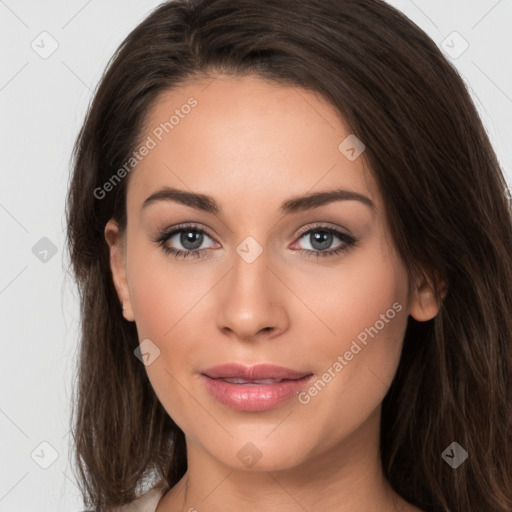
[104,219,135,322]
[408,270,446,322]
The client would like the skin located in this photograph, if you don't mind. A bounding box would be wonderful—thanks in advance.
[105,74,441,512]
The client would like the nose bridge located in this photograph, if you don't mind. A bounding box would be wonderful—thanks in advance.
[216,233,286,339]
[230,234,273,304]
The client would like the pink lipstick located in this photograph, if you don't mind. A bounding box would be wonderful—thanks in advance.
[200,363,314,411]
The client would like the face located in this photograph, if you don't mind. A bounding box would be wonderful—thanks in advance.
[105,74,439,473]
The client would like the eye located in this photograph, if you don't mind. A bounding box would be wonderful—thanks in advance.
[153,223,358,260]
[153,223,218,259]
[291,225,358,258]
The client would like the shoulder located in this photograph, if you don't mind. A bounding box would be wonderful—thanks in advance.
[112,482,167,512]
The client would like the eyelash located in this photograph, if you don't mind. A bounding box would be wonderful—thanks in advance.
[153,223,358,260]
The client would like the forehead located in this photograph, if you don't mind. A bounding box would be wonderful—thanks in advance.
[125,74,380,217]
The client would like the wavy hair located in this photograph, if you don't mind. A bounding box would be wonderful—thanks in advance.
[65,0,512,510]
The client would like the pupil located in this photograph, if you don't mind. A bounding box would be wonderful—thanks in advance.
[181,230,203,250]
[311,231,332,250]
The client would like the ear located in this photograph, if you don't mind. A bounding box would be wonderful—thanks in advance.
[408,269,447,322]
[104,219,135,322]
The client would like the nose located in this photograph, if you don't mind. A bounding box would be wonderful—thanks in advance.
[215,250,289,343]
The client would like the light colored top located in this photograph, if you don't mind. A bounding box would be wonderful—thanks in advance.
[113,483,167,512]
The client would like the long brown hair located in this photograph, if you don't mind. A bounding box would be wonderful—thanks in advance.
[65,0,512,510]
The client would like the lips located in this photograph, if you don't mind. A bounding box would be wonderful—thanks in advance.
[201,363,311,381]
[200,363,314,411]
[219,378,287,384]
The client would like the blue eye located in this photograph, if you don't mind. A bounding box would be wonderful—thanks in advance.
[154,223,357,260]
[154,223,217,259]
[293,226,357,259]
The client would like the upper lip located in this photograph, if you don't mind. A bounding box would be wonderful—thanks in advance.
[201,363,312,381]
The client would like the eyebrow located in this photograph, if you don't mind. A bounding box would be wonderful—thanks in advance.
[142,186,375,215]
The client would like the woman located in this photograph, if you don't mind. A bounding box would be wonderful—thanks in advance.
[65,0,512,511]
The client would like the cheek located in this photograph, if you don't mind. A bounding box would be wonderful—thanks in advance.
[126,240,208,340]
[336,259,407,350]
[125,248,205,430]
[292,284,408,448]
[299,242,410,421]
[299,236,409,393]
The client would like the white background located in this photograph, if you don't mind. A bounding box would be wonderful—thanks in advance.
[0,0,511,510]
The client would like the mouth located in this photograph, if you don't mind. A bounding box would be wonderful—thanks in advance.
[213,377,299,384]
[200,363,314,411]
[201,362,311,381]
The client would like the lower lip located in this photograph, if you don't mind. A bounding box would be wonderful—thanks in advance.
[200,374,314,411]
